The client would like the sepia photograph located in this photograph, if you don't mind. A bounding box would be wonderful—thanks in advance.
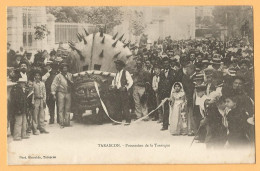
[7,6,255,164]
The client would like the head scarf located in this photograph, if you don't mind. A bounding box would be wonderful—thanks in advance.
[170,82,185,99]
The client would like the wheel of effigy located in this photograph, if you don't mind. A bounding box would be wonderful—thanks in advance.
[67,29,136,123]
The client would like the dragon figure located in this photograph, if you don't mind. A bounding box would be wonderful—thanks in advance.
[66,29,137,123]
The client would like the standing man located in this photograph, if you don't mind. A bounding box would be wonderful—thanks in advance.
[32,70,49,134]
[7,42,16,67]
[11,61,29,82]
[10,78,29,141]
[182,63,196,136]
[132,59,151,121]
[158,57,176,130]
[110,60,133,125]
[51,62,73,128]
[45,62,59,124]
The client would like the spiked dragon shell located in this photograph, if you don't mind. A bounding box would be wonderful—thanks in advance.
[67,30,136,74]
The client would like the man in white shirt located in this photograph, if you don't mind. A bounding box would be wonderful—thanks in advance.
[152,65,162,122]
[110,60,133,125]
[11,61,29,82]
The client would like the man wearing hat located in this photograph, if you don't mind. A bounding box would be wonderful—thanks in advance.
[158,57,176,130]
[10,77,30,141]
[110,59,133,125]
[11,61,30,82]
[211,55,222,71]
[51,62,73,128]
[45,62,59,124]
[181,63,196,135]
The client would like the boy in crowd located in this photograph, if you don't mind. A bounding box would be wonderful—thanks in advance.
[225,95,249,148]
[11,78,30,141]
[203,97,228,149]
[32,70,49,134]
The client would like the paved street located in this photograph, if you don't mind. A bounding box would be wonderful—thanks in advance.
[8,115,254,165]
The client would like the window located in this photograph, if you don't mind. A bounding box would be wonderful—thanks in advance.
[94,64,101,70]
[28,14,32,28]
[83,65,89,71]
[28,32,32,47]
[23,32,27,46]
[23,13,27,28]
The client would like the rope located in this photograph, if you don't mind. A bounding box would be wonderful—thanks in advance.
[94,81,168,124]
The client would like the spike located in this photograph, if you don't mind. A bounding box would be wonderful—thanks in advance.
[112,32,118,40]
[84,28,89,36]
[123,42,130,48]
[77,33,82,42]
[118,34,124,41]
[69,44,76,51]
[99,50,104,57]
[114,51,121,58]
[100,30,104,37]
[82,36,87,45]
[68,41,75,46]
[126,54,132,58]
[101,36,105,44]
[122,39,126,44]
[112,40,118,47]
[130,46,137,51]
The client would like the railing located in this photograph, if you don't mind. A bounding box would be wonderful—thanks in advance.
[55,22,96,44]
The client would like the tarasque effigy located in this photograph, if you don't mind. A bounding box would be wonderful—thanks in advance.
[66,29,136,123]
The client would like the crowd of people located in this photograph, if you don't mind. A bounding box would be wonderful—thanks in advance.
[7,35,255,149]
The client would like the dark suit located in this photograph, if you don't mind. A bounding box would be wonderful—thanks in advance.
[11,70,30,82]
[45,70,59,123]
[227,107,249,147]
[204,104,227,148]
[10,84,28,139]
[7,49,16,67]
[158,69,176,128]
[182,73,196,134]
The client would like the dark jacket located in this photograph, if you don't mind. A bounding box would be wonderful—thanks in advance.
[158,68,176,99]
[227,107,249,146]
[10,70,31,82]
[204,104,227,147]
[7,49,16,67]
[10,84,28,115]
[181,73,196,105]
[45,70,58,96]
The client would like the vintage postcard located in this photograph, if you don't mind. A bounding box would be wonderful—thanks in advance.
[6,5,256,165]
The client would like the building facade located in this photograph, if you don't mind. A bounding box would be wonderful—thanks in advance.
[113,6,196,44]
[7,7,56,52]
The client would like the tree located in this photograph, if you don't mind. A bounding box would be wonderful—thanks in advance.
[212,6,253,40]
[34,24,50,40]
[46,7,124,33]
[83,7,123,33]
[128,10,147,36]
[46,7,87,23]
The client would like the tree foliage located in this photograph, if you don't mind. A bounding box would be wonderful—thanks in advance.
[34,24,50,40]
[212,6,253,39]
[46,7,123,33]
[128,10,147,36]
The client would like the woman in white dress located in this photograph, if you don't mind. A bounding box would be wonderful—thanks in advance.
[168,82,188,135]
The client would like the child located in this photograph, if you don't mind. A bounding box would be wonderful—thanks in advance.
[168,82,187,135]
[32,70,49,134]
[225,95,249,148]
[10,78,30,141]
[204,97,228,149]
[193,84,208,142]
